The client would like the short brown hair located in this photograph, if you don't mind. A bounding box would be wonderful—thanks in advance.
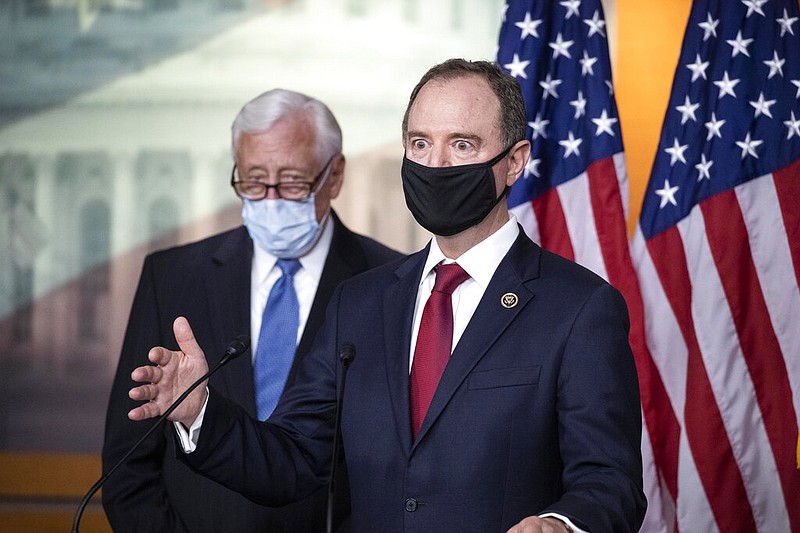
[401,58,526,150]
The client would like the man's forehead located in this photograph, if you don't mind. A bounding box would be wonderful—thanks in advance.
[416,74,492,99]
[407,76,499,137]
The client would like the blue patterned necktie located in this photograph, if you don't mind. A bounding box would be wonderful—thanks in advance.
[254,258,301,420]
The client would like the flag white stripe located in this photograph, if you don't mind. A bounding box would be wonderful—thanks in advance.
[678,208,791,532]
[676,429,717,533]
[640,412,672,533]
[557,172,608,280]
[613,152,629,218]
[631,230,688,416]
[633,228,706,533]
[736,174,800,429]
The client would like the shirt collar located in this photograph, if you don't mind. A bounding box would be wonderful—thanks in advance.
[252,212,334,285]
[421,214,520,289]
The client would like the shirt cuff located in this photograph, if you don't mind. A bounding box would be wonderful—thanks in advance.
[540,513,587,533]
[173,387,209,453]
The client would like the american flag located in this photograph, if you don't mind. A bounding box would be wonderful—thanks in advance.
[497,3,673,531]
[630,0,800,531]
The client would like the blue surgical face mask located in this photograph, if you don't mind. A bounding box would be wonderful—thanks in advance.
[242,158,333,259]
[242,197,327,258]
[242,164,333,258]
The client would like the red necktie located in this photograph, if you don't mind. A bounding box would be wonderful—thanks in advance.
[410,262,470,439]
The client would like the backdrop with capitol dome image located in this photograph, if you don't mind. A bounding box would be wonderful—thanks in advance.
[0,0,502,455]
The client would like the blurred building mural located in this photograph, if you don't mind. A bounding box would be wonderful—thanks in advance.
[0,0,502,452]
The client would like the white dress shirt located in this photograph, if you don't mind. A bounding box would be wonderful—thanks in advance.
[249,215,334,361]
[409,215,519,369]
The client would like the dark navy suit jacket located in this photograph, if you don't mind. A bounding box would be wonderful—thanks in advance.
[102,213,401,533]
[182,228,646,532]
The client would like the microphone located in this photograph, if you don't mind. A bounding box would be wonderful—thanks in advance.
[326,343,356,533]
[71,334,250,533]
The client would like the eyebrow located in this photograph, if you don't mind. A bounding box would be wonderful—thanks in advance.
[405,130,483,144]
[448,132,482,144]
[240,164,308,175]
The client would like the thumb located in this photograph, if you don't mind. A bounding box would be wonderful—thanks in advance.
[173,316,204,360]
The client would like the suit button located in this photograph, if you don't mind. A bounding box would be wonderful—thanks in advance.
[404,498,418,512]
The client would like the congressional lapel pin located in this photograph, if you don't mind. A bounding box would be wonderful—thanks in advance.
[500,292,518,309]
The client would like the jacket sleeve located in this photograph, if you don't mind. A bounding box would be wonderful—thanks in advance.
[541,282,647,532]
[177,284,344,507]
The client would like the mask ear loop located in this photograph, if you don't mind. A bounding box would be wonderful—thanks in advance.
[489,141,522,204]
[496,136,529,200]
[310,155,338,196]
[308,156,339,236]
[489,185,511,211]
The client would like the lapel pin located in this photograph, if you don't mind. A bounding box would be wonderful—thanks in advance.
[500,292,518,309]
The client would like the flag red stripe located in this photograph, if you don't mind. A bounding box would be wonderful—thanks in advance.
[586,158,627,265]
[587,158,680,500]
[773,160,800,288]
[700,190,800,530]
[532,189,574,261]
[646,227,757,532]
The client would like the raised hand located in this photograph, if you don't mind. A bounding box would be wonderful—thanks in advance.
[127,316,210,428]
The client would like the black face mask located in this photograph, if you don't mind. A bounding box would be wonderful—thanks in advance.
[401,146,512,236]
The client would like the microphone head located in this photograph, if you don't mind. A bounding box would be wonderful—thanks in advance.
[339,343,356,365]
[225,334,251,359]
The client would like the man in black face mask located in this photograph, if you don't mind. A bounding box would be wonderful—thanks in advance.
[126,59,646,533]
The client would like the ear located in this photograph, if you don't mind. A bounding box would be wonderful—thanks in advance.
[505,139,531,188]
[327,154,346,200]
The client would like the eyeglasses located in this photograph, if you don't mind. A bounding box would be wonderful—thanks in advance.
[231,157,335,202]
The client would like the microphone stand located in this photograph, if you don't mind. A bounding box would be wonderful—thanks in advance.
[326,343,356,533]
[71,335,250,533]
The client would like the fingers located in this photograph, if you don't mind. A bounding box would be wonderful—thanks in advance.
[128,348,170,422]
[173,316,204,360]
[128,381,167,423]
[131,358,161,384]
[147,345,173,367]
[128,380,163,421]
[128,382,159,402]
[126,317,207,424]
[127,400,163,422]
[505,516,568,533]
[132,346,181,383]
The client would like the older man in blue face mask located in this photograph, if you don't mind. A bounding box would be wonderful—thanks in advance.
[233,92,342,259]
[102,89,402,533]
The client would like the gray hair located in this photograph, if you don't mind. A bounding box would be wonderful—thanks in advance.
[231,89,342,162]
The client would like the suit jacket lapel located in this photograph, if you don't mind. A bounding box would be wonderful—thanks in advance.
[206,226,256,415]
[209,213,384,418]
[297,213,366,357]
[383,247,429,454]
[412,231,542,447]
